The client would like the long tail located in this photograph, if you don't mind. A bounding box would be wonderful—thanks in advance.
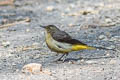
[72,44,116,51]
[91,46,116,51]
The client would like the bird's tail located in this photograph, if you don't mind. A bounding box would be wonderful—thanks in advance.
[91,46,116,51]
[86,46,96,50]
[72,44,116,51]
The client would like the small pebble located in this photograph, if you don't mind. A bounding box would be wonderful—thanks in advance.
[12,63,16,66]
[68,60,76,64]
[68,23,74,27]
[32,42,39,46]
[110,36,120,41]
[2,41,10,47]
[76,59,84,64]
[67,12,79,16]
[101,62,105,64]
[61,13,65,17]
[105,18,112,23]
[80,59,85,62]
[26,29,30,32]
[25,17,31,22]
[86,60,97,64]
[69,4,75,8]
[46,6,54,12]
[106,53,110,57]
[98,35,107,40]
[109,59,116,64]
[107,45,116,50]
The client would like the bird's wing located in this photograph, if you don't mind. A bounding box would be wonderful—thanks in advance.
[52,30,86,45]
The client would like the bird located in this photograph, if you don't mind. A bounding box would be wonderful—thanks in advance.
[40,25,115,62]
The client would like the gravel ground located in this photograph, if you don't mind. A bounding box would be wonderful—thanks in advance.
[0,0,120,80]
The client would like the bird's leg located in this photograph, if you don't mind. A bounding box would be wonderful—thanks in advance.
[57,54,66,61]
[57,53,69,62]
[62,53,68,62]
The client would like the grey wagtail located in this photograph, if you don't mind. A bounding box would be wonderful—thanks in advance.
[40,25,115,61]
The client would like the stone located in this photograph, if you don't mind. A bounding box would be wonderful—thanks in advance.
[22,63,51,75]
[2,41,10,47]
[46,6,54,12]
[22,63,42,74]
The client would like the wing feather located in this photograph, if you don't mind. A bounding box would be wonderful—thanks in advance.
[52,31,86,45]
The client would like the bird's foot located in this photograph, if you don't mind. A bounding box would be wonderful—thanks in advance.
[53,58,66,63]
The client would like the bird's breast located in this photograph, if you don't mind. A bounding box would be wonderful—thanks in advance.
[45,32,72,53]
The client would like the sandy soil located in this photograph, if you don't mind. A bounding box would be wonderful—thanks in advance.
[0,0,120,80]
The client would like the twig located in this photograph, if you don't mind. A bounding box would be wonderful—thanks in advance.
[15,45,42,52]
[0,17,31,29]
[0,0,14,6]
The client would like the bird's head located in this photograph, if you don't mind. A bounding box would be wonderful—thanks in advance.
[40,25,59,33]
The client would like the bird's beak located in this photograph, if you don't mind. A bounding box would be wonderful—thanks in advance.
[40,25,46,28]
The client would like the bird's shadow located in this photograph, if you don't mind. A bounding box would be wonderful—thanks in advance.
[64,56,115,62]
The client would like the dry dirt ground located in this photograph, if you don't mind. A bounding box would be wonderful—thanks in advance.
[0,0,120,80]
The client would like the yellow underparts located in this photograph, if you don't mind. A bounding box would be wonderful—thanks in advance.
[72,44,96,51]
